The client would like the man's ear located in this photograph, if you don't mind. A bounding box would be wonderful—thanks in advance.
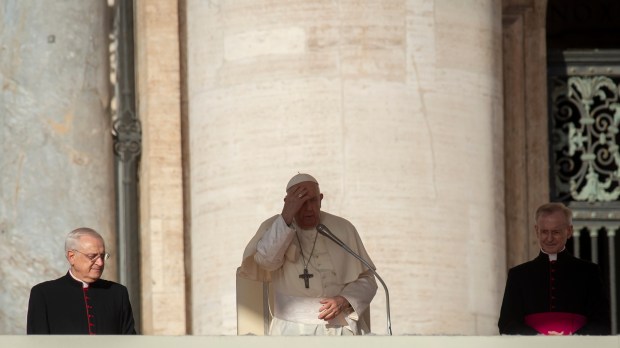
[567,224,574,239]
[66,250,75,265]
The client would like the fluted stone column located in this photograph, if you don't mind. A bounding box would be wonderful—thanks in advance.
[186,0,505,335]
[0,0,115,334]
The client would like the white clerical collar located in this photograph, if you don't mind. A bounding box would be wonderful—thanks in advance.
[541,247,566,261]
[69,269,89,288]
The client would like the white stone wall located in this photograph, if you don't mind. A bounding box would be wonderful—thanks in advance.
[186,0,505,335]
[0,0,115,334]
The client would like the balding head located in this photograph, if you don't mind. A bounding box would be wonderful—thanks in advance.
[65,227,104,252]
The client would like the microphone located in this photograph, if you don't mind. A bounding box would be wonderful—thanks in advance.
[316,223,392,335]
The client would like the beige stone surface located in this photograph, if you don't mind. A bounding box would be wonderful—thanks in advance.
[3,335,620,348]
[186,0,505,335]
[135,0,187,335]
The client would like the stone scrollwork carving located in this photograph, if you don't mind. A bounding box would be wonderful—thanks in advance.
[551,75,620,202]
[109,0,141,164]
[112,110,142,162]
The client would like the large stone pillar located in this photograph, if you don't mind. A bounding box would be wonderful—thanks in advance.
[0,0,115,334]
[186,0,505,335]
[135,0,187,335]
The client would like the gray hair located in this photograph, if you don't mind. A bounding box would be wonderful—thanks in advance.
[65,227,104,251]
[535,202,573,225]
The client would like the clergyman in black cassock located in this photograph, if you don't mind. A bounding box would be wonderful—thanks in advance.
[498,203,611,335]
[26,227,137,335]
[498,249,610,335]
[27,272,136,334]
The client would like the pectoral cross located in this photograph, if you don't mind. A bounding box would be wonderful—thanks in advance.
[299,268,313,288]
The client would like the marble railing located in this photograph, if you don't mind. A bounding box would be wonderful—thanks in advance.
[2,335,620,348]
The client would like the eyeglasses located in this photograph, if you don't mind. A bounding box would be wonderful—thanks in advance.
[72,249,110,262]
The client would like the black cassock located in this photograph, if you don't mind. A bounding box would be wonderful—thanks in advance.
[498,250,611,335]
[27,272,136,335]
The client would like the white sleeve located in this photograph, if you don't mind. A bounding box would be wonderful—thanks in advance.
[340,269,378,319]
[254,215,296,271]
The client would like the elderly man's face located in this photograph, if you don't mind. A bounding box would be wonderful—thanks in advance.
[293,181,323,229]
[67,235,106,283]
[535,210,573,254]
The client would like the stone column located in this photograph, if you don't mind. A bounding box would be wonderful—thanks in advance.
[186,0,505,335]
[0,0,115,334]
[502,0,550,268]
[134,0,187,335]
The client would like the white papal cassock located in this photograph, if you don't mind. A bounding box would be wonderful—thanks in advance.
[238,211,378,335]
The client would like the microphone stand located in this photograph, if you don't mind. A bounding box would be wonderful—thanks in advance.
[317,224,392,335]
